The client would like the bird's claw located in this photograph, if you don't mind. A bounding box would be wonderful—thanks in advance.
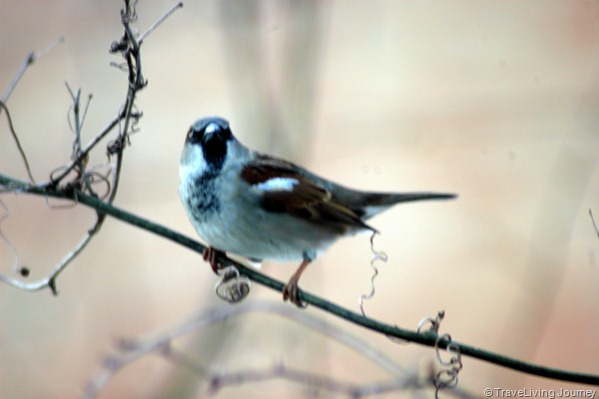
[203,247,225,275]
[282,280,307,308]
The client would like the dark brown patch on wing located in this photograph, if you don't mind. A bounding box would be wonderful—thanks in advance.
[241,155,373,233]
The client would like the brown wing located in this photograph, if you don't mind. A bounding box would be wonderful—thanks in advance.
[241,156,373,233]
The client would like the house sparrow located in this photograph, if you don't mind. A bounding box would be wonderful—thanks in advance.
[179,116,456,307]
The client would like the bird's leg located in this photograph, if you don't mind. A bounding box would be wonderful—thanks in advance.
[202,246,226,275]
[283,258,311,308]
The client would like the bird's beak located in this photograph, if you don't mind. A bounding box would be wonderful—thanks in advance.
[203,122,221,143]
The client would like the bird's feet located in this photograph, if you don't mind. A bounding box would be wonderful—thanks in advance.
[282,258,311,308]
[282,279,307,308]
[203,247,226,275]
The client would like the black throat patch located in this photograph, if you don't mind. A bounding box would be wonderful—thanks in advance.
[202,133,228,171]
[185,169,221,220]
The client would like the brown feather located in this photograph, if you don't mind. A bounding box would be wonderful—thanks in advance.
[241,156,372,233]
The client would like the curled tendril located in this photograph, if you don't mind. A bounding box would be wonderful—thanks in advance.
[47,163,113,208]
[215,266,251,304]
[417,309,446,335]
[434,333,462,399]
[359,231,388,317]
[127,104,142,137]
[106,138,124,157]
[106,104,141,158]
[83,169,113,200]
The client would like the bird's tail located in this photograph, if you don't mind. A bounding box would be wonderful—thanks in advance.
[361,192,457,220]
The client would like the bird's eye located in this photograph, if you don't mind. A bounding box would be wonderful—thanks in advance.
[186,127,203,144]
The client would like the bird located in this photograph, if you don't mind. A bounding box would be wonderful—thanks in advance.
[179,116,456,307]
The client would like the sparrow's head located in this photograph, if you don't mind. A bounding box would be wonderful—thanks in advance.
[185,116,232,166]
[180,116,249,180]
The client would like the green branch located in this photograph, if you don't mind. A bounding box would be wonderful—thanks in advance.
[1,173,598,386]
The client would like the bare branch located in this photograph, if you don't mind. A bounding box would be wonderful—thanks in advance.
[0,214,104,295]
[0,0,181,295]
[42,113,126,187]
[138,2,183,45]
[81,301,409,399]
[0,101,35,182]
[591,209,599,240]
[65,84,94,195]
[1,36,64,104]
[80,301,483,399]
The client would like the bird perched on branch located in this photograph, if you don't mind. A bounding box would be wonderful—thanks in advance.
[179,116,456,307]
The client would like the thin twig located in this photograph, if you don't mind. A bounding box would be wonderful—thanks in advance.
[0,101,35,182]
[590,209,599,240]
[0,212,103,294]
[1,36,64,104]
[201,362,417,398]
[65,84,94,195]
[138,2,183,45]
[42,113,125,187]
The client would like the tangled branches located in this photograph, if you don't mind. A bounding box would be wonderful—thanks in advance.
[0,0,181,294]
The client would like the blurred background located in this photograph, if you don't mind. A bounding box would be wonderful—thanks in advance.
[1,1,599,398]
